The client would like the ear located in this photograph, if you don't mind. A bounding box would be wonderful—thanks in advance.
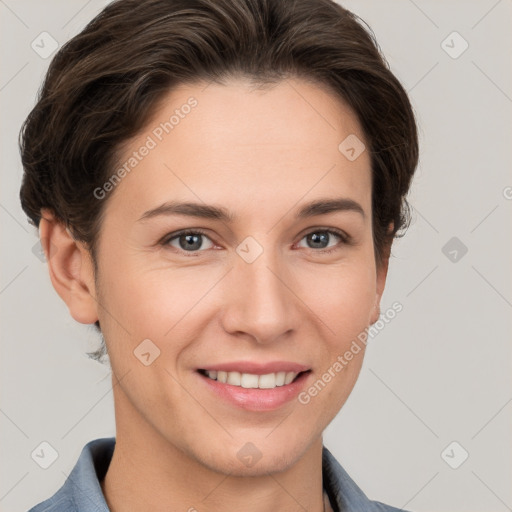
[38,208,99,324]
[369,224,393,325]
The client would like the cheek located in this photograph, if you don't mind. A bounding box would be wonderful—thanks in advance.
[298,261,377,337]
[99,263,222,358]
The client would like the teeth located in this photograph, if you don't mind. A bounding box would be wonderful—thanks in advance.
[241,373,259,388]
[204,370,299,389]
[227,371,241,386]
[258,373,276,388]
[284,371,296,385]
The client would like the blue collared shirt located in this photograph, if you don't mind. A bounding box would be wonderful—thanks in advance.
[28,437,409,511]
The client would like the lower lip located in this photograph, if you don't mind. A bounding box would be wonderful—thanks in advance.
[197,371,311,411]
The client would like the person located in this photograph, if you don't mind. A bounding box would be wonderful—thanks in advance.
[19,0,418,510]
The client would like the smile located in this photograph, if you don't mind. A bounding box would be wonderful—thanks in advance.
[196,361,312,411]
[198,369,302,389]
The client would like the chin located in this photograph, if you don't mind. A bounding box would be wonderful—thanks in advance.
[193,436,311,477]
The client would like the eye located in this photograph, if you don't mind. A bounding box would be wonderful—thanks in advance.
[162,229,214,254]
[161,227,350,256]
[296,228,348,254]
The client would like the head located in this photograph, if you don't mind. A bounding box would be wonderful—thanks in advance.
[19,0,418,476]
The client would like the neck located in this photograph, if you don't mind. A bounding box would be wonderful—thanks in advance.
[101,382,329,512]
[101,437,328,512]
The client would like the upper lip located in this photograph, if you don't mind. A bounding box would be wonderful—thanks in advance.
[198,361,311,375]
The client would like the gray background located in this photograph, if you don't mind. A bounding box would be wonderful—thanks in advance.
[1,1,511,511]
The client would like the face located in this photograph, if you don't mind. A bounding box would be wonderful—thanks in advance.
[54,77,389,476]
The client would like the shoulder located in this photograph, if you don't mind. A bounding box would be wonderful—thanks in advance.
[371,501,409,512]
[322,445,412,512]
[26,437,115,512]
[27,495,76,512]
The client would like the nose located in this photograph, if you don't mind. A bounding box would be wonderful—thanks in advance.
[220,248,301,345]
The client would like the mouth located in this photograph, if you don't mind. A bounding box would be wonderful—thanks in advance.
[195,361,313,411]
[197,369,310,389]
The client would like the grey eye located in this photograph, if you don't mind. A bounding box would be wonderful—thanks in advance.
[166,231,214,252]
[297,230,342,250]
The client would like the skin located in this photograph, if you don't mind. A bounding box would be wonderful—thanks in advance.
[39,77,391,512]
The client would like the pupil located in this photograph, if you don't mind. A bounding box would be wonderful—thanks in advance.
[180,234,201,251]
[309,232,328,248]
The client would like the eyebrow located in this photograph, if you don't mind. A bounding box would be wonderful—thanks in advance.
[137,197,365,223]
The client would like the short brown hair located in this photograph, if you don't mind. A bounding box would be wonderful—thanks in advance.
[19,0,419,361]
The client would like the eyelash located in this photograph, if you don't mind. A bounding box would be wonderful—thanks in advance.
[160,227,351,257]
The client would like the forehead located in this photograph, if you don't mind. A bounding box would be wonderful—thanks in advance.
[104,77,371,222]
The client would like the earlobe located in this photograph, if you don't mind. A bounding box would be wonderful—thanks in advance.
[39,209,99,325]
